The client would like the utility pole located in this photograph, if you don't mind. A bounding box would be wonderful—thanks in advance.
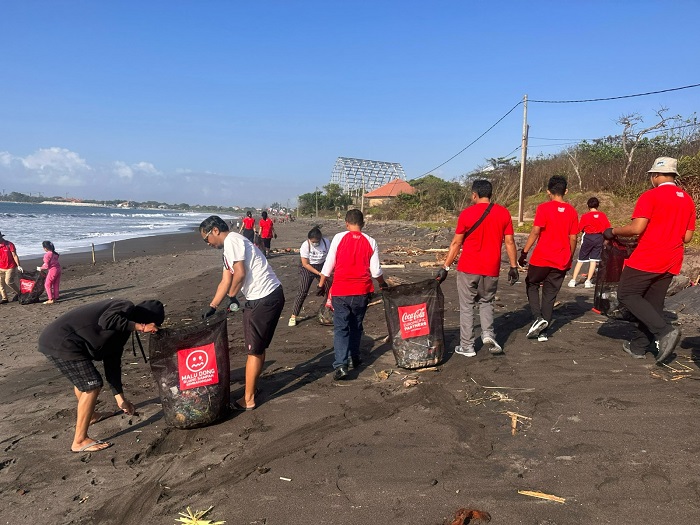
[360,174,365,213]
[517,94,529,226]
[315,187,318,218]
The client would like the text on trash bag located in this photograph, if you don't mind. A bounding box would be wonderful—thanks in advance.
[398,303,430,338]
[177,343,219,390]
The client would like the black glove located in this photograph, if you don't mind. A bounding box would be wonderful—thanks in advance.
[273,233,277,239]
[201,306,217,319]
[316,284,326,296]
[221,295,240,312]
[508,267,519,285]
[379,283,389,291]
[517,250,528,267]
[435,268,448,284]
[603,227,616,241]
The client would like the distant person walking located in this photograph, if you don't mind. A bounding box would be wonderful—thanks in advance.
[200,215,285,410]
[39,240,62,304]
[606,157,696,362]
[288,226,331,327]
[38,299,164,453]
[0,231,23,304]
[518,176,579,341]
[239,211,255,242]
[258,211,276,258]
[568,197,610,288]
[318,209,388,380]
[437,180,519,356]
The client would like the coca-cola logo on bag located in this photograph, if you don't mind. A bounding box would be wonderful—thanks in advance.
[397,302,430,339]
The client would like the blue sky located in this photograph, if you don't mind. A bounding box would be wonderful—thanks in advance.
[1,1,698,206]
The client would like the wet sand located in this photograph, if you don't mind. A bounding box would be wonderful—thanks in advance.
[1,219,699,525]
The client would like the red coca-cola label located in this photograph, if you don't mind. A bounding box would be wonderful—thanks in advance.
[20,279,35,294]
[397,302,430,338]
[177,343,219,390]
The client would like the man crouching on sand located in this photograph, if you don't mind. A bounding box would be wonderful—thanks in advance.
[38,299,164,453]
[200,215,285,410]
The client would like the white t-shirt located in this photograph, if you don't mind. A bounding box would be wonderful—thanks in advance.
[299,237,330,265]
[223,232,281,300]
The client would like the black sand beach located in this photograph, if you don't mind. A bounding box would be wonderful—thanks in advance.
[1,219,699,525]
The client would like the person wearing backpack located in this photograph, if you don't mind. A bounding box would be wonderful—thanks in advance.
[437,180,519,357]
[288,226,331,327]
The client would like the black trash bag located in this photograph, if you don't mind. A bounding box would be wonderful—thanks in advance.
[317,289,334,326]
[593,237,638,321]
[149,313,230,429]
[19,270,46,305]
[382,279,445,369]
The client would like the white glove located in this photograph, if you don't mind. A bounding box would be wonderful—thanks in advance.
[37,266,43,272]
[17,266,23,273]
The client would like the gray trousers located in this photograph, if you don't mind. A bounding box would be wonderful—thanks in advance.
[0,267,20,300]
[456,271,499,348]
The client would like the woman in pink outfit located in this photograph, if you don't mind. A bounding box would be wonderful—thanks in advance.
[40,241,61,304]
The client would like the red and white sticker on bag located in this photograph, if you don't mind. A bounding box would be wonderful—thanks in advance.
[20,279,35,294]
[177,343,219,390]
[397,302,430,339]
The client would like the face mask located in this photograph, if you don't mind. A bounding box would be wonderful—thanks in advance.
[311,241,320,247]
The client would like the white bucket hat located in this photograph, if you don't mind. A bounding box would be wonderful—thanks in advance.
[647,156,678,176]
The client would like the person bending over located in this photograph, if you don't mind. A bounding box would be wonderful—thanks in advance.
[288,226,331,327]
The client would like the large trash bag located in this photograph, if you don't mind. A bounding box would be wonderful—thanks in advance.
[382,279,445,369]
[148,313,230,429]
[593,237,638,320]
[19,270,46,305]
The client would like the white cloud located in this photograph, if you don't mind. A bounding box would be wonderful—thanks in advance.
[113,160,161,179]
[21,147,91,173]
[0,152,14,167]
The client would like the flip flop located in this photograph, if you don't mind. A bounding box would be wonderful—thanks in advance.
[71,440,112,453]
[231,400,256,411]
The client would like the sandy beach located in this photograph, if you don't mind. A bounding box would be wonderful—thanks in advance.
[1,219,699,525]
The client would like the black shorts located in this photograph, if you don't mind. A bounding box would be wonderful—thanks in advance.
[578,233,603,262]
[242,228,254,242]
[262,237,271,249]
[46,355,103,392]
[243,286,285,355]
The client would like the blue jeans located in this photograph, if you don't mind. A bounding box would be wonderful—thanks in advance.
[332,294,369,369]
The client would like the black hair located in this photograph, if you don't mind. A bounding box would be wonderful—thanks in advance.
[261,211,268,220]
[587,197,600,209]
[471,179,493,199]
[345,209,364,227]
[130,300,165,326]
[246,211,252,217]
[307,226,322,240]
[199,215,229,233]
[548,175,568,196]
[42,240,58,255]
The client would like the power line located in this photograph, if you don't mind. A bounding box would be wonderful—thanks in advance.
[529,122,700,143]
[419,100,523,177]
[530,83,700,104]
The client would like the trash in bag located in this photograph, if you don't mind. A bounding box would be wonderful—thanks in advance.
[149,312,230,429]
[593,237,638,320]
[318,289,334,326]
[19,270,46,305]
[382,279,445,369]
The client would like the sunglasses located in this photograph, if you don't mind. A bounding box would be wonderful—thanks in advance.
[202,229,214,243]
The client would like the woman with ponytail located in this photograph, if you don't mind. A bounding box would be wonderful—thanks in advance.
[39,241,61,304]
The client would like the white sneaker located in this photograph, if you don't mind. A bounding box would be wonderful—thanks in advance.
[537,333,549,342]
[454,345,476,357]
[567,279,576,288]
[527,318,549,339]
[288,316,297,327]
[584,280,593,289]
[481,335,503,355]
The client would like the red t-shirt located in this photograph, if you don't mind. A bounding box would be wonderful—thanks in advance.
[259,218,273,239]
[242,217,255,229]
[529,200,579,270]
[579,210,610,234]
[626,183,696,275]
[0,241,17,270]
[455,202,514,277]
[321,231,382,296]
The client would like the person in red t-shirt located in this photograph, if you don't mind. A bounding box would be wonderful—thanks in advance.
[0,231,23,303]
[318,209,388,380]
[438,180,519,356]
[257,211,276,258]
[238,211,256,243]
[568,197,610,288]
[518,176,579,341]
[606,156,696,363]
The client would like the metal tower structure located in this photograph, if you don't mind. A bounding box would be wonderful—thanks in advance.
[330,157,406,196]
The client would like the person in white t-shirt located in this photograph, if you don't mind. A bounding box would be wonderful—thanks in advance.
[288,226,331,327]
[200,215,285,411]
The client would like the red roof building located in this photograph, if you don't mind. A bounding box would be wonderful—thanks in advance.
[363,179,415,206]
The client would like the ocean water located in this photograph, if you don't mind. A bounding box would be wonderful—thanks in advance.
[0,202,234,258]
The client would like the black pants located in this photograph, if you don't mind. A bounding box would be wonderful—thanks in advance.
[292,263,329,316]
[617,266,673,353]
[525,265,566,324]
